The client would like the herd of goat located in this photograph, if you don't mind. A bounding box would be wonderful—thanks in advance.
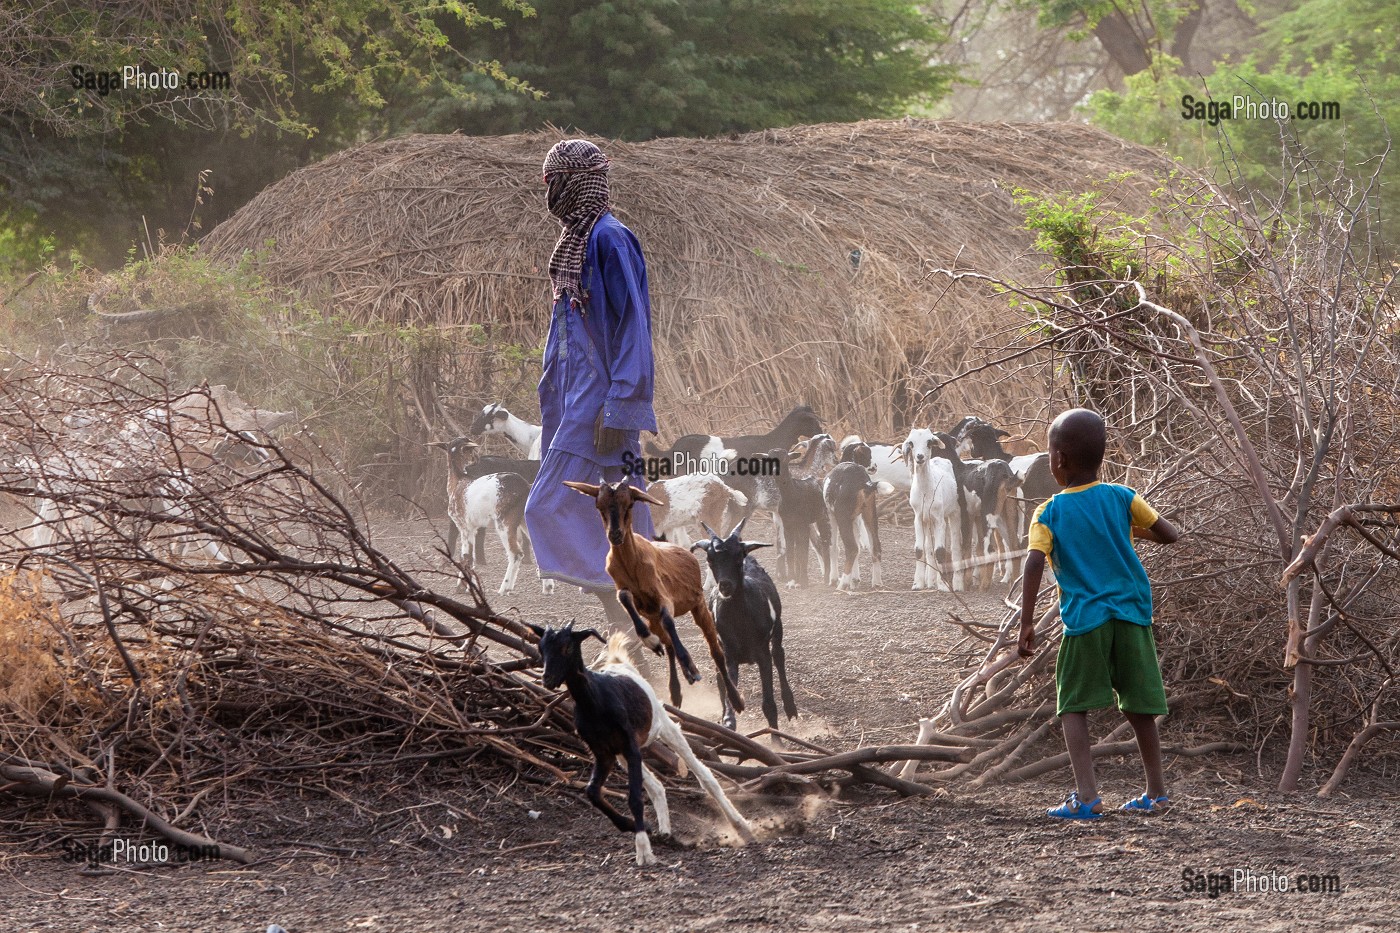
[440,402,1058,598]
[12,392,1060,866]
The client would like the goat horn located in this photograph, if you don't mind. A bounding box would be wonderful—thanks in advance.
[700,522,720,540]
[728,515,748,539]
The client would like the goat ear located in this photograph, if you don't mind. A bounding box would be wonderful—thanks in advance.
[523,621,547,638]
[573,628,604,644]
[562,481,601,498]
[690,541,711,554]
[628,486,663,507]
[995,428,1011,438]
[743,542,771,553]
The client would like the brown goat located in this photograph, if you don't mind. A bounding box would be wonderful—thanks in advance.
[564,480,745,714]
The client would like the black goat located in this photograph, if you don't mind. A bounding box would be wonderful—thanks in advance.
[692,521,797,731]
[528,621,755,866]
[950,417,1057,542]
[822,462,894,590]
[773,444,831,585]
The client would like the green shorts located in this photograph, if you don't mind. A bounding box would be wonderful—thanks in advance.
[1056,619,1168,716]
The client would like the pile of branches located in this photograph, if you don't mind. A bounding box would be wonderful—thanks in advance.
[0,352,964,863]
[911,131,1400,793]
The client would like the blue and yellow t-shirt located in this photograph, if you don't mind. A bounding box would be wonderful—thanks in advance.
[1028,482,1160,638]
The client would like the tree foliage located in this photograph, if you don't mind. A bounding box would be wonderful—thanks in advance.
[1,0,536,137]
[1086,0,1397,243]
[2,0,953,270]
[378,0,954,140]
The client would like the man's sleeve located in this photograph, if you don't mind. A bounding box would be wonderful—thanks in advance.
[598,231,658,433]
[1027,500,1053,557]
[1130,492,1160,529]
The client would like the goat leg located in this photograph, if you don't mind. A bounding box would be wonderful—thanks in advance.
[755,649,780,731]
[771,618,798,720]
[658,606,700,683]
[617,590,665,655]
[720,657,741,731]
[666,648,683,706]
[622,746,657,866]
[689,601,745,714]
[584,756,635,833]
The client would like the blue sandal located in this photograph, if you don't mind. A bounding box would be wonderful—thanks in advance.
[1047,792,1104,820]
[1121,792,1170,813]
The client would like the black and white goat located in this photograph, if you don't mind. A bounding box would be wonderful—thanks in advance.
[692,521,797,731]
[932,432,1019,587]
[529,622,755,866]
[645,405,823,477]
[950,416,1057,542]
[645,473,748,550]
[471,403,542,459]
[823,462,894,591]
[840,434,910,494]
[432,437,540,595]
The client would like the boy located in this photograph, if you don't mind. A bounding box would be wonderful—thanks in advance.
[1017,408,1180,819]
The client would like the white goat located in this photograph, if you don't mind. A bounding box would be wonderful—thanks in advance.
[472,403,542,459]
[902,428,964,591]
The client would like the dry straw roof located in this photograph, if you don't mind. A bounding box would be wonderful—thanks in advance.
[201,120,1184,438]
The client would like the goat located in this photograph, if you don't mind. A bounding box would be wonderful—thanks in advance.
[431,438,535,595]
[692,521,797,731]
[530,623,755,865]
[789,433,841,482]
[774,441,832,586]
[430,435,544,583]
[933,432,1018,587]
[471,403,542,459]
[564,480,745,716]
[902,428,964,591]
[822,462,894,591]
[840,434,910,493]
[645,405,823,477]
[951,417,1057,542]
[645,473,748,550]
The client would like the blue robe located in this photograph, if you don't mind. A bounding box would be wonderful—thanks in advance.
[525,212,658,589]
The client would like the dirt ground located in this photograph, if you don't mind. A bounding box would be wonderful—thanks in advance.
[2,515,1396,931]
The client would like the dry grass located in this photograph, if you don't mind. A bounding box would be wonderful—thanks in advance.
[200,120,1189,443]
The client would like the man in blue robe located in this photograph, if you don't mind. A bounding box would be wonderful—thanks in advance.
[525,139,658,608]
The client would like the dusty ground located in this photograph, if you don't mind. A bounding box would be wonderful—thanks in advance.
[2,515,1396,931]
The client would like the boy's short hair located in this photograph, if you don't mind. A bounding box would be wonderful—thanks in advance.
[1049,408,1107,471]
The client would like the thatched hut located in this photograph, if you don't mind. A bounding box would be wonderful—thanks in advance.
[201,120,1183,441]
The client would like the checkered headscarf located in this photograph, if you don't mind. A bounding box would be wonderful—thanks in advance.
[543,139,611,304]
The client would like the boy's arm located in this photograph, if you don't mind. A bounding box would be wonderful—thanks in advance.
[1017,550,1046,658]
[1129,494,1180,544]
[1132,516,1180,544]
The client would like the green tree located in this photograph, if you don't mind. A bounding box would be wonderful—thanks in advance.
[378,0,954,140]
[1,0,536,268]
[1086,0,1397,242]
